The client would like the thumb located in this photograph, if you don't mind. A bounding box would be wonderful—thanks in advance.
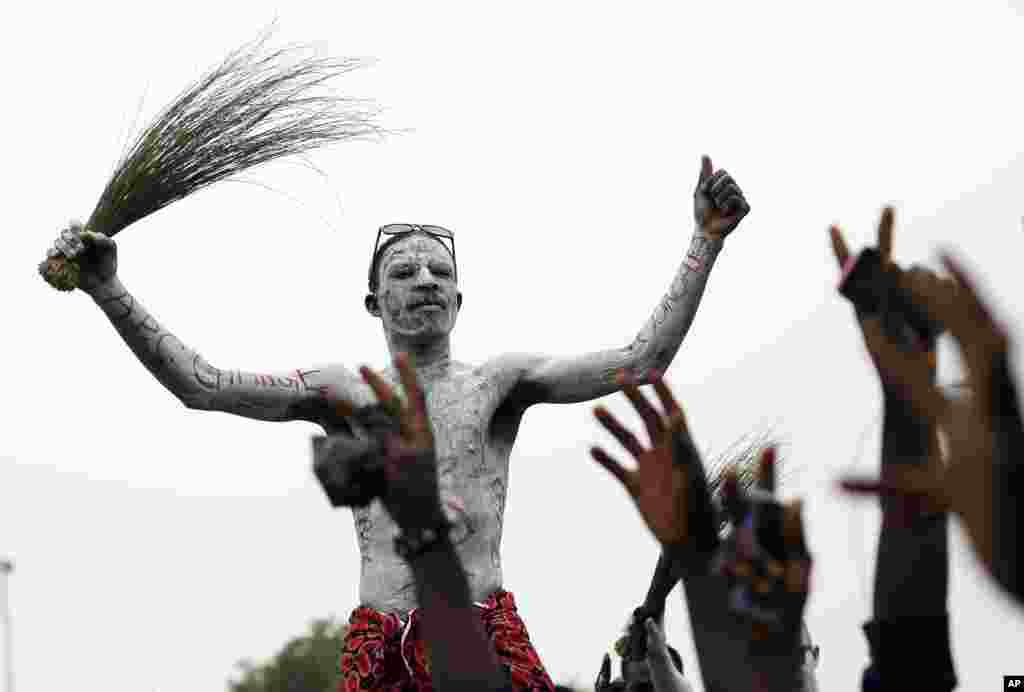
[699,155,714,183]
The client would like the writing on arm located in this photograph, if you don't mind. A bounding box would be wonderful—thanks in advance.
[91,278,358,423]
[508,233,724,406]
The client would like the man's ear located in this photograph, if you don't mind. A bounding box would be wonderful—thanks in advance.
[456,292,463,311]
[365,293,381,317]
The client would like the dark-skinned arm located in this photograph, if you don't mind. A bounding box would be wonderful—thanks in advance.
[589,373,780,692]
[407,538,511,692]
[991,353,1024,603]
[862,383,956,691]
[829,211,956,690]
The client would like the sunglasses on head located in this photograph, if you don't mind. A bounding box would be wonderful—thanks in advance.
[368,224,457,292]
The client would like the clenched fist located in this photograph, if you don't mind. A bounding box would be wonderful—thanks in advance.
[39,221,118,293]
[694,156,750,239]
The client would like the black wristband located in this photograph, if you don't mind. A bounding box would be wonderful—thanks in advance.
[862,615,957,690]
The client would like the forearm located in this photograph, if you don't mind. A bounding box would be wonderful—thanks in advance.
[87,277,314,420]
[879,392,932,470]
[626,231,724,373]
[747,608,806,692]
[681,574,754,692]
[684,574,811,692]
[88,277,214,409]
[508,231,725,405]
[409,541,508,692]
[874,393,948,619]
[750,649,804,692]
[991,353,1023,601]
[993,454,1023,602]
[643,552,681,614]
[861,616,957,691]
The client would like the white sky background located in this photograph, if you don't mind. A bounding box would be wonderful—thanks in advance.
[3,1,1024,690]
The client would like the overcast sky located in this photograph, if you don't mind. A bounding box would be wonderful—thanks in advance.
[3,1,1024,690]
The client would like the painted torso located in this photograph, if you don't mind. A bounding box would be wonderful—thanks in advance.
[319,359,522,613]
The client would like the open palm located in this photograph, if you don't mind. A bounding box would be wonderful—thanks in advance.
[591,373,696,546]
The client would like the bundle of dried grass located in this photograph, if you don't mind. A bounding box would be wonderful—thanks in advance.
[706,428,788,496]
[705,428,790,532]
[42,29,384,291]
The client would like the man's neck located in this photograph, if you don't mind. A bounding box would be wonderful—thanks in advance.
[385,333,453,375]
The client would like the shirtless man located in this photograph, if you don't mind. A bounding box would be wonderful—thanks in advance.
[42,156,749,690]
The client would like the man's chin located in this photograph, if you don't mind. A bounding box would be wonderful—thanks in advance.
[394,321,455,343]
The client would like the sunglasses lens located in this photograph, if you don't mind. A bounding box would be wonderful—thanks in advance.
[380,224,415,236]
[421,225,454,239]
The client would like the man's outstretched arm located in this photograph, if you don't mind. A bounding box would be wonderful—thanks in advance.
[44,224,359,423]
[507,157,749,406]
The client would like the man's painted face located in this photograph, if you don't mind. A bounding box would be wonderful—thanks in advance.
[373,233,460,341]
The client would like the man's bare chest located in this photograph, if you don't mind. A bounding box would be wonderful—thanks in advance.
[425,373,508,478]
[339,365,522,574]
[321,364,518,478]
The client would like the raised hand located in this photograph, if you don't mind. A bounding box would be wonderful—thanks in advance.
[714,449,812,640]
[830,207,955,377]
[39,220,118,293]
[591,371,705,547]
[694,155,750,239]
[338,353,447,532]
[841,255,1022,579]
